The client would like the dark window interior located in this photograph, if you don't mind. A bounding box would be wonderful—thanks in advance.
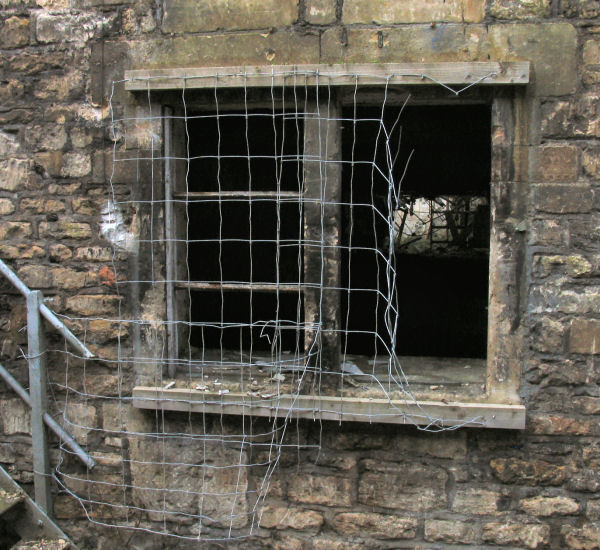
[186,111,303,352]
[183,103,491,359]
[341,104,491,359]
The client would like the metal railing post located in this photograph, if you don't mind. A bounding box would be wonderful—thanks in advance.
[27,290,52,514]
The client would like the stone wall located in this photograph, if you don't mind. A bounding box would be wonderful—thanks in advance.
[1,0,600,548]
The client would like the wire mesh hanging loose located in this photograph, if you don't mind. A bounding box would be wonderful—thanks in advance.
[49,68,494,541]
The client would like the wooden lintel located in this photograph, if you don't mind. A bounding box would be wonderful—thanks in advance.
[132,386,526,430]
[124,62,530,91]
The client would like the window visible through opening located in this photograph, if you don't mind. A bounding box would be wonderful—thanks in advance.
[341,104,491,359]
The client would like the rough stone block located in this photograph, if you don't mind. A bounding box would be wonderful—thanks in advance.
[53,495,87,520]
[583,146,600,179]
[34,152,63,178]
[310,537,363,550]
[102,402,127,433]
[483,521,550,549]
[80,374,123,397]
[259,505,323,530]
[568,469,600,492]
[306,0,336,23]
[520,495,580,516]
[288,474,353,507]
[39,221,93,240]
[573,397,600,415]
[0,131,19,159]
[0,199,15,215]
[424,519,477,543]
[562,523,600,549]
[570,319,600,354]
[358,460,447,511]
[64,403,97,445]
[0,399,30,435]
[0,222,31,240]
[0,16,29,48]
[20,198,65,214]
[587,499,600,519]
[49,244,72,262]
[25,125,67,152]
[530,219,568,247]
[162,0,298,32]
[452,488,500,515]
[72,197,103,216]
[529,414,595,435]
[534,184,593,214]
[536,145,579,182]
[530,286,600,315]
[61,152,91,178]
[66,294,122,316]
[343,0,485,23]
[129,31,319,70]
[526,359,587,386]
[75,246,116,262]
[490,0,551,18]
[533,254,594,279]
[129,437,249,527]
[331,512,417,539]
[392,430,467,459]
[17,265,93,290]
[0,159,30,191]
[584,38,600,64]
[35,13,97,44]
[0,244,44,260]
[33,72,85,102]
[561,0,600,17]
[490,457,568,485]
[542,94,600,138]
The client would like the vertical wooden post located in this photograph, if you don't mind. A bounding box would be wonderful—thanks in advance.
[164,106,178,378]
[303,91,342,386]
[27,290,52,514]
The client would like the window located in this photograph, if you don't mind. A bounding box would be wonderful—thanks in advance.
[128,64,529,429]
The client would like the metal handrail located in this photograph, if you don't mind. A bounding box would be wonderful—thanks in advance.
[0,258,96,514]
[0,362,95,469]
[0,260,95,359]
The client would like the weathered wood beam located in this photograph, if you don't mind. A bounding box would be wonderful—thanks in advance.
[125,62,530,91]
[132,386,527,430]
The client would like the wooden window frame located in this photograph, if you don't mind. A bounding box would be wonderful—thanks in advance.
[128,63,530,429]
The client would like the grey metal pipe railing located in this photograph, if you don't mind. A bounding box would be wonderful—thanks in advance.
[0,258,97,479]
[0,362,95,469]
[0,259,95,359]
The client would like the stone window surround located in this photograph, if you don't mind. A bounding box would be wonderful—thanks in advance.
[126,63,529,430]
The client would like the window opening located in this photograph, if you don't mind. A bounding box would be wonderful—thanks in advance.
[341,105,491,360]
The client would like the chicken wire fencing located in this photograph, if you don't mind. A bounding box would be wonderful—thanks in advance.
[43,68,496,541]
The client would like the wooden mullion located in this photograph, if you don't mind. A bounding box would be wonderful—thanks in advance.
[164,106,178,378]
[303,92,342,385]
